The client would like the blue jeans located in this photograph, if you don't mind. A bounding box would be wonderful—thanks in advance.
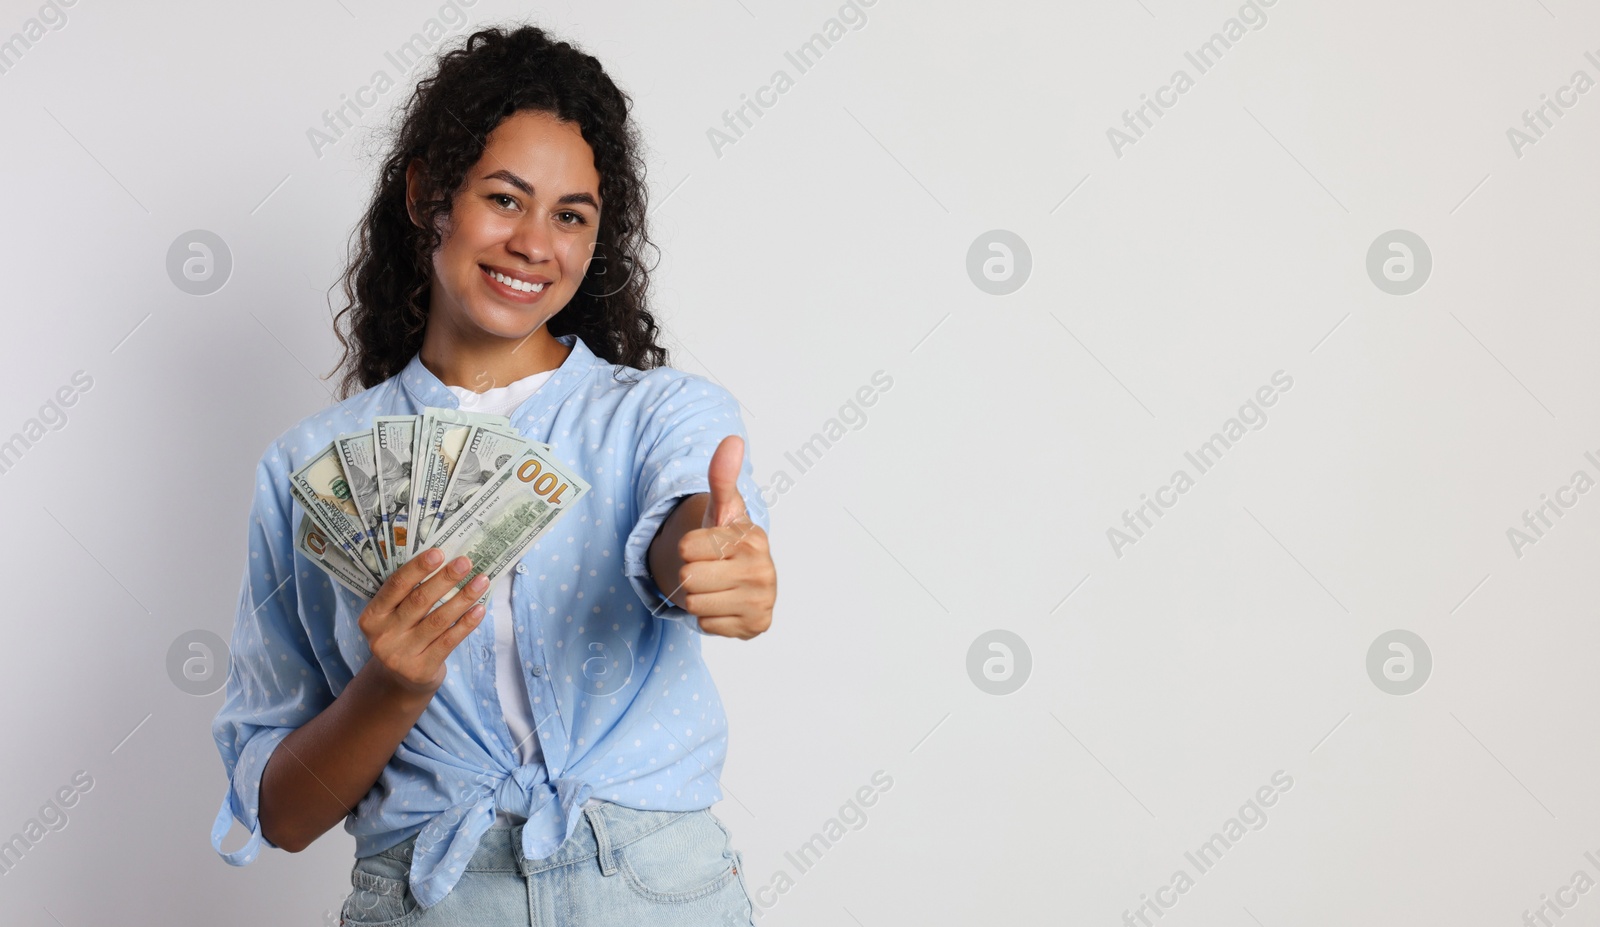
[339,802,757,926]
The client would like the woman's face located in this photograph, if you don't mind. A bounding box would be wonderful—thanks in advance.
[408,109,602,346]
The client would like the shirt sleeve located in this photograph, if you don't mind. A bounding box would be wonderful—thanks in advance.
[210,445,336,863]
[622,373,771,635]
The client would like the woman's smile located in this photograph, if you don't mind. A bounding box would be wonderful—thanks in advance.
[480,263,552,304]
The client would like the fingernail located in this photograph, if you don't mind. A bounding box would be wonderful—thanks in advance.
[425,549,443,566]
[452,556,471,575]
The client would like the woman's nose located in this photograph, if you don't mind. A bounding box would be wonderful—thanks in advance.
[505,211,554,263]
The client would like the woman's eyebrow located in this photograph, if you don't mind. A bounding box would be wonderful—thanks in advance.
[482,169,598,209]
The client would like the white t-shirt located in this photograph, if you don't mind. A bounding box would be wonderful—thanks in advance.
[444,366,601,819]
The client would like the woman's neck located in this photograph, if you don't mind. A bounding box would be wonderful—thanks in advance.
[417,325,572,393]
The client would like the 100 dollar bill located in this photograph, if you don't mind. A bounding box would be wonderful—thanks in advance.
[294,512,380,599]
[373,416,417,567]
[333,430,389,572]
[431,425,534,540]
[411,414,535,549]
[289,446,384,581]
[422,439,591,607]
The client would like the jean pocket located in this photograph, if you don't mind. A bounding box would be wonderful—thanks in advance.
[730,848,757,924]
[617,809,738,903]
[342,853,422,927]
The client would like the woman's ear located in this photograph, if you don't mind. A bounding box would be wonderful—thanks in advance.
[404,159,425,229]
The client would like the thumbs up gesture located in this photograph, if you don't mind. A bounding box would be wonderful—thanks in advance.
[669,435,777,639]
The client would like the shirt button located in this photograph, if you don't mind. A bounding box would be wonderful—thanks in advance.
[531,664,544,677]
[515,564,527,574]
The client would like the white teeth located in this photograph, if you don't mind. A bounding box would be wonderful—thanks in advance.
[489,270,546,293]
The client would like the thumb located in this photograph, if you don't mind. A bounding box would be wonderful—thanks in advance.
[701,435,749,530]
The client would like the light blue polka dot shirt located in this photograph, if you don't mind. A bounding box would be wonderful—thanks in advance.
[209,333,770,909]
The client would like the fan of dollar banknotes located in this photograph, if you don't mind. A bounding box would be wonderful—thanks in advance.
[289,407,591,603]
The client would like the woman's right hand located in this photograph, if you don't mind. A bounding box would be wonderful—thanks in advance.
[357,548,489,698]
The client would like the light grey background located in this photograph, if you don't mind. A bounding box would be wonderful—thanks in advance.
[1,0,1596,924]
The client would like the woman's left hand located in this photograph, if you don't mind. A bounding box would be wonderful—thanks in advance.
[675,436,777,640]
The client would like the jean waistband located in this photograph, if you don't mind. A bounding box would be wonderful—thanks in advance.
[373,802,695,877]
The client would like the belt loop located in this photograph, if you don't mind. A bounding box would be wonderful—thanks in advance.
[584,804,617,877]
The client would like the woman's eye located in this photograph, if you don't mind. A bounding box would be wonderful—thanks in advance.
[487,195,584,224]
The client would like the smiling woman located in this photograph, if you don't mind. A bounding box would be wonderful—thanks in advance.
[211,21,776,927]
[403,110,604,391]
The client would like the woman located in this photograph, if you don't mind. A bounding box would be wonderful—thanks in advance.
[210,22,777,926]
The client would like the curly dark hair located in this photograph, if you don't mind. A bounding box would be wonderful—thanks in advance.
[327,22,668,400]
